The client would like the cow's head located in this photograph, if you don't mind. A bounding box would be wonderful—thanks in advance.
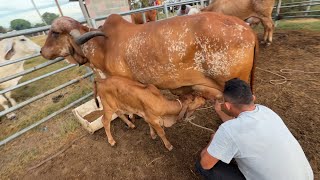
[41,16,105,65]
[1,36,40,60]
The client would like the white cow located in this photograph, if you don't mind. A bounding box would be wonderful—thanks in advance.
[0,35,40,119]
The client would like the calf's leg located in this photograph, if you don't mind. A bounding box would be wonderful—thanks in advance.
[102,111,116,146]
[117,113,136,129]
[147,116,173,151]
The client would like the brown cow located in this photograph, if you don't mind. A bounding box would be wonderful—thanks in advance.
[201,0,275,44]
[94,76,206,151]
[131,10,157,24]
[40,13,258,101]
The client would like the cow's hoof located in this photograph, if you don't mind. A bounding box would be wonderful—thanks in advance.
[129,124,136,129]
[166,145,173,151]
[108,140,116,146]
[150,134,157,140]
[6,113,16,120]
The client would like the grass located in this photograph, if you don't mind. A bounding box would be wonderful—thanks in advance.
[276,19,320,31]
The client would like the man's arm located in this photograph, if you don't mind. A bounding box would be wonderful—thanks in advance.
[214,100,234,122]
[200,134,219,169]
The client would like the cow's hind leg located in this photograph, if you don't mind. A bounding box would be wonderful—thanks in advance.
[260,17,274,45]
[102,111,117,146]
[192,85,223,100]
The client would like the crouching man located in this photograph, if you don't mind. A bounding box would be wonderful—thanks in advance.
[196,78,313,180]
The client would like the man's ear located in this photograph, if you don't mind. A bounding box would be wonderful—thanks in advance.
[224,102,231,111]
[252,95,256,102]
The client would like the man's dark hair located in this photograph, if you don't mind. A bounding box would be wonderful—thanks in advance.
[223,78,253,105]
[181,5,187,11]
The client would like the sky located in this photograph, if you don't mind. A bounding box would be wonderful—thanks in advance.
[0,0,85,28]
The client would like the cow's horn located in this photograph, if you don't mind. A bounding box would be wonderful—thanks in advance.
[72,31,106,45]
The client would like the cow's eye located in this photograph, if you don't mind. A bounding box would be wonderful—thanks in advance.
[20,38,26,41]
[52,31,59,38]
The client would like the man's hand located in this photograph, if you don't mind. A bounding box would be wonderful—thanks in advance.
[212,100,234,122]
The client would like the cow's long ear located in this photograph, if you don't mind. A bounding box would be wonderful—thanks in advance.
[4,40,15,60]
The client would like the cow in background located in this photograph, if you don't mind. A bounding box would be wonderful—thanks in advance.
[131,10,157,24]
[0,36,41,119]
[201,0,275,45]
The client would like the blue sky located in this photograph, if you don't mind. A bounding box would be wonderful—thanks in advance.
[0,0,84,28]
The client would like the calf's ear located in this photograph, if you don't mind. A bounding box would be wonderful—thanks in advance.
[4,40,15,60]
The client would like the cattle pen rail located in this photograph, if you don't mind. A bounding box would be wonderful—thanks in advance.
[0,0,319,146]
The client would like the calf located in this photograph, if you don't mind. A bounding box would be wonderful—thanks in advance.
[94,76,205,151]
[0,36,40,119]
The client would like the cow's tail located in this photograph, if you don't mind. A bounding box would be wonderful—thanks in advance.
[250,35,259,94]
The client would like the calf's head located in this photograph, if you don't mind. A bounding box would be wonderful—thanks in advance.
[41,16,105,65]
[178,95,206,121]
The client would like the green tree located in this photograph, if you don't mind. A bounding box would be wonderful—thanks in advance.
[0,26,7,33]
[34,23,46,28]
[10,19,31,30]
[42,12,59,25]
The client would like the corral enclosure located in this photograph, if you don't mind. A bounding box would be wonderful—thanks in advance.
[0,0,320,179]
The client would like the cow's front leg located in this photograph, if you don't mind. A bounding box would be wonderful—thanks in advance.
[0,95,16,120]
[102,111,116,146]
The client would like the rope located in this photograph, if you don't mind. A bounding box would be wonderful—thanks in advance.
[185,116,215,132]
[256,67,319,85]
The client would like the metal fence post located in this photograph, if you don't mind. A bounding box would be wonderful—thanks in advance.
[142,12,147,23]
[200,0,204,7]
[275,0,282,27]
[164,3,169,18]
[305,0,314,15]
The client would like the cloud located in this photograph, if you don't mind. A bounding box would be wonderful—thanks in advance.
[0,0,84,28]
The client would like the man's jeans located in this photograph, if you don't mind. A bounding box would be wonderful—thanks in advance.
[195,160,246,180]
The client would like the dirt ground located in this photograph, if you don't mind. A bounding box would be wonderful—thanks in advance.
[1,30,319,179]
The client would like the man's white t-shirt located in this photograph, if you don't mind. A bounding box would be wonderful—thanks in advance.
[207,104,313,180]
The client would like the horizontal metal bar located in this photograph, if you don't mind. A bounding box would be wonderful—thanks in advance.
[0,72,93,117]
[0,92,93,146]
[280,10,320,15]
[280,2,320,8]
[0,53,40,67]
[0,57,63,84]
[95,0,207,21]
[0,64,76,95]
[280,15,320,18]
[281,0,320,6]
[0,26,50,39]
[0,20,87,40]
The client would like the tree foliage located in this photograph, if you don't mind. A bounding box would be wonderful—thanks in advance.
[10,19,31,30]
[42,12,59,25]
[0,26,7,33]
[34,23,46,28]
